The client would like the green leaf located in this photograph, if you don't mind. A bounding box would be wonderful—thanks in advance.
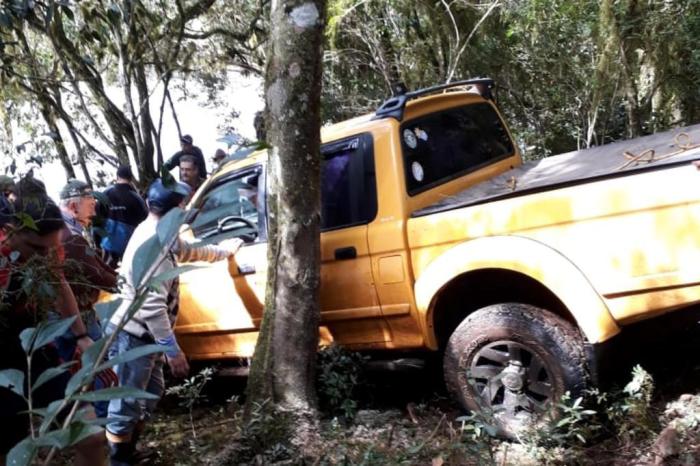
[34,429,70,448]
[0,368,25,397]
[131,235,162,288]
[156,207,186,249]
[32,361,75,393]
[95,297,123,325]
[68,422,103,445]
[65,365,91,398]
[70,386,159,402]
[32,422,102,449]
[160,165,176,186]
[16,212,37,231]
[7,437,37,466]
[20,317,76,354]
[132,207,187,287]
[80,336,109,369]
[39,399,65,433]
[97,344,162,372]
[148,264,202,287]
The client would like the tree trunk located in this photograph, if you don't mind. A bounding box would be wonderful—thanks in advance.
[135,64,156,177]
[244,0,326,453]
[39,107,76,180]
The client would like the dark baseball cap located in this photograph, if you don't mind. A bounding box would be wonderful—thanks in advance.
[59,179,93,199]
[180,134,193,145]
[116,165,134,181]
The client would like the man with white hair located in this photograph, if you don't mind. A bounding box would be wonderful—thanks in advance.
[58,179,118,416]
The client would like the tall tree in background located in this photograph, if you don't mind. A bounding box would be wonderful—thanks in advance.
[0,0,268,185]
[244,0,326,452]
[322,0,700,159]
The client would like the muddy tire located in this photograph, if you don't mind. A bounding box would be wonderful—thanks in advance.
[443,303,589,438]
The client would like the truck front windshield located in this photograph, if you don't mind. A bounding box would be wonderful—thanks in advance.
[401,102,514,195]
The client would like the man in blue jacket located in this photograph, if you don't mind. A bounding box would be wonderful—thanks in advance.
[101,166,148,268]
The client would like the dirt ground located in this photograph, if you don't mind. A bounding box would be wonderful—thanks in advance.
[130,318,700,465]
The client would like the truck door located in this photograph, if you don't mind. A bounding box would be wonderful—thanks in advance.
[319,134,390,344]
[176,165,267,358]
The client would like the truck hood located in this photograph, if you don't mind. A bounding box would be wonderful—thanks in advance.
[413,123,700,217]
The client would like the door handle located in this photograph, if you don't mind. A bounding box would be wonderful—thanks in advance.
[238,263,256,275]
[334,246,357,260]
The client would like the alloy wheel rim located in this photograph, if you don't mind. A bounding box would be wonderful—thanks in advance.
[468,340,553,423]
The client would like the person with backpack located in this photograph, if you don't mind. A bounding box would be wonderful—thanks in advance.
[100,166,148,268]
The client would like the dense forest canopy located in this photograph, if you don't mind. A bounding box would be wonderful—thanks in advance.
[1,0,699,179]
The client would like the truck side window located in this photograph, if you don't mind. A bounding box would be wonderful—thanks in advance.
[190,168,262,241]
[321,133,377,231]
[402,102,515,195]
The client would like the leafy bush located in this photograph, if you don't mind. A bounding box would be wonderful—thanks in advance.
[316,344,367,419]
[166,366,216,438]
[518,392,600,464]
[591,364,658,441]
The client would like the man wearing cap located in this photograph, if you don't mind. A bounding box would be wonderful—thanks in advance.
[163,134,207,179]
[58,179,118,328]
[105,178,242,465]
[58,179,119,417]
[101,166,148,268]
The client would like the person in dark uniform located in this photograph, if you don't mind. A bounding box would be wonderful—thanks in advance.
[163,134,207,178]
[101,166,148,268]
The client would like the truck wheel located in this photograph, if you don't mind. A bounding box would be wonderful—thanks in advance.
[443,303,589,438]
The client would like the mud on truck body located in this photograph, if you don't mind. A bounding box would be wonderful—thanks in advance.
[174,79,700,437]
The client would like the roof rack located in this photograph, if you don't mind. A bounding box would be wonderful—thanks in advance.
[372,78,495,121]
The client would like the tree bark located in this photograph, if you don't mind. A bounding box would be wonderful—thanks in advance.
[244,0,326,452]
[39,106,75,180]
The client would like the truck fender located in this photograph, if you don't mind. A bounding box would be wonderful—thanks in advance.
[414,235,620,344]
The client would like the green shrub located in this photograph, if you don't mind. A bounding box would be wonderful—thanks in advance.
[591,364,658,441]
[316,344,367,419]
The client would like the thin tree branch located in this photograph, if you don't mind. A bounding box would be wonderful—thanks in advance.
[446,0,500,83]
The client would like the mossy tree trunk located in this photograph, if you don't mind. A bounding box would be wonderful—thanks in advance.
[245,0,327,450]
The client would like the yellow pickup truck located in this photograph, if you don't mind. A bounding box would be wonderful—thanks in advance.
[176,79,700,436]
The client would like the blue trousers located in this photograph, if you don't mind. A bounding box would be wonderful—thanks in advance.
[105,326,164,439]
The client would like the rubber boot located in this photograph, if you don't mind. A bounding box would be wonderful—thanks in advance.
[108,440,136,466]
[130,421,156,464]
